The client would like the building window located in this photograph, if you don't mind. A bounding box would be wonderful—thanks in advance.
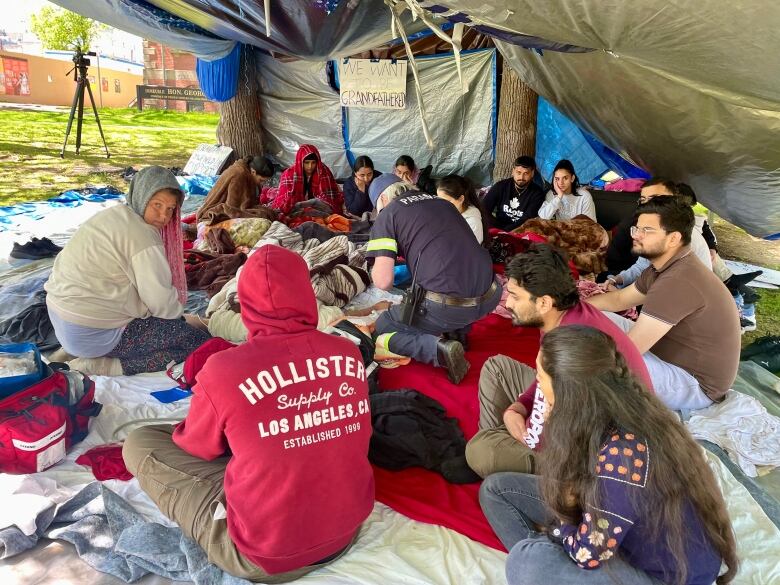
[47,75,53,83]
[114,79,121,93]
[102,78,108,92]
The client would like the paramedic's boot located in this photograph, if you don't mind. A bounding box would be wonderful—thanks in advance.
[437,339,470,385]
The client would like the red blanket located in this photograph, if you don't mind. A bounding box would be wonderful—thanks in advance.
[374,313,540,551]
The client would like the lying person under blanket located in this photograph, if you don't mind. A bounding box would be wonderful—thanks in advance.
[45,166,210,375]
[123,244,374,582]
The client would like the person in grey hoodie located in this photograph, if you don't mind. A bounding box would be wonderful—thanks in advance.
[45,166,209,375]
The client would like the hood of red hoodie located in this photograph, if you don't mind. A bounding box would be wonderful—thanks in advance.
[238,244,318,338]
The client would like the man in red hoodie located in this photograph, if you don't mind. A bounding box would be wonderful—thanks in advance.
[123,245,374,582]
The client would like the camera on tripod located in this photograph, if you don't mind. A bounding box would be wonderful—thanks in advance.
[60,48,110,158]
[69,51,97,80]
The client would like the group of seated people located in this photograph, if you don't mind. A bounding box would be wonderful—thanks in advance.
[41,149,745,584]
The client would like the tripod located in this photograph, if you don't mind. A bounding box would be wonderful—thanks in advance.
[60,52,110,158]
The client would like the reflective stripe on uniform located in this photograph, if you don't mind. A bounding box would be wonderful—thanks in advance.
[375,332,397,351]
[366,238,398,253]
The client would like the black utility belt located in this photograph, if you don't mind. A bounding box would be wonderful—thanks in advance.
[424,281,499,307]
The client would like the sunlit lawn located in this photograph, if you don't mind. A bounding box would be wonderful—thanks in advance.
[0,107,219,205]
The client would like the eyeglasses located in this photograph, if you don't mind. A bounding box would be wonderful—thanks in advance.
[630,226,664,237]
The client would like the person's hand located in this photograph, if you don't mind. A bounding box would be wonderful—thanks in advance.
[371,301,392,312]
[710,249,717,263]
[604,275,622,291]
[354,176,367,191]
[503,408,529,445]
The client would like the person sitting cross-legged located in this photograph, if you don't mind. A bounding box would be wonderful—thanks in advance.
[465,244,652,479]
[123,244,374,582]
[480,325,737,585]
[587,196,740,411]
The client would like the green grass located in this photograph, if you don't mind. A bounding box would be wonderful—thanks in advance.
[744,288,780,347]
[0,107,219,205]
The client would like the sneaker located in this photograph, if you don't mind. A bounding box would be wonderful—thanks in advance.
[436,339,470,384]
[9,241,52,260]
[32,237,63,254]
[740,317,756,333]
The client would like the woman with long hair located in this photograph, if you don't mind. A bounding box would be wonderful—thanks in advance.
[436,174,489,244]
[480,325,737,585]
[343,155,382,216]
[538,159,597,221]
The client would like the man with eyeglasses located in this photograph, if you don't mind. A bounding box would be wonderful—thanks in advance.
[587,196,740,412]
[605,178,712,287]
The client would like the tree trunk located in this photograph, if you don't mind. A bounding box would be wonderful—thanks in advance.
[493,60,538,182]
[217,45,264,158]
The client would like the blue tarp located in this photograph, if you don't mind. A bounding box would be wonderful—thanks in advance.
[536,97,648,185]
[196,43,241,102]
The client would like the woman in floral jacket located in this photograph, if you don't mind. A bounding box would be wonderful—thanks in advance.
[478,325,738,585]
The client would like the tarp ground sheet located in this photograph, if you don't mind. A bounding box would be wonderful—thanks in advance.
[0,199,777,582]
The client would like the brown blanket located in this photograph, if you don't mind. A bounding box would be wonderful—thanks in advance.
[516,216,610,275]
[196,159,278,225]
[185,252,247,297]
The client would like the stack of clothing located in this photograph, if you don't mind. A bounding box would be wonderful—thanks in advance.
[205,221,370,343]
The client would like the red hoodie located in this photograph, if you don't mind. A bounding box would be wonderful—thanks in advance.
[173,244,374,574]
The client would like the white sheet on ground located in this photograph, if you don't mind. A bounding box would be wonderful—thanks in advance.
[0,372,507,584]
[688,391,780,477]
[0,372,778,584]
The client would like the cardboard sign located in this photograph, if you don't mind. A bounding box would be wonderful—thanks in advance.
[339,59,408,110]
[184,144,234,176]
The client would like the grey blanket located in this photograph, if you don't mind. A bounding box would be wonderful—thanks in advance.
[0,482,250,584]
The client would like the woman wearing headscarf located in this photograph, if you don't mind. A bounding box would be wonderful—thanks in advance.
[196,155,274,224]
[45,166,210,375]
[270,144,343,215]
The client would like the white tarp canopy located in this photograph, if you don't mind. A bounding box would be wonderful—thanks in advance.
[51,0,780,237]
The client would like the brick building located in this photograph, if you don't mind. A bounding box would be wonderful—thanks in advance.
[142,40,217,112]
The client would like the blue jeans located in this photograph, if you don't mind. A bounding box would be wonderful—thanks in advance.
[375,280,502,365]
[602,312,714,412]
[507,537,664,585]
[480,473,663,585]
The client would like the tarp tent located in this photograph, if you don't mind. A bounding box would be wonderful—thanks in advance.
[50,0,780,238]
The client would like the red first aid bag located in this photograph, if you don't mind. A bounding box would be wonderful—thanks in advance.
[0,364,102,474]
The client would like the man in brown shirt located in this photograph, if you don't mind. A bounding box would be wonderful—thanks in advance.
[587,197,740,410]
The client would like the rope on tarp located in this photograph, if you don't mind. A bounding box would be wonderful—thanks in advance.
[385,1,435,148]
[400,0,468,95]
